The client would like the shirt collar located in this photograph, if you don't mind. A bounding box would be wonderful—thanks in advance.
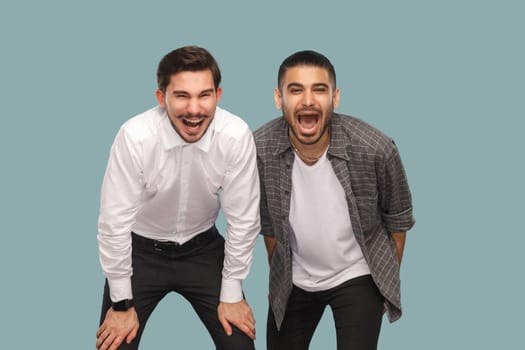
[160,107,217,153]
[273,117,294,156]
[273,113,349,160]
[326,114,349,160]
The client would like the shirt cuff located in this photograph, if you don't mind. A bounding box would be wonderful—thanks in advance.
[383,207,416,233]
[108,277,133,302]
[219,278,243,303]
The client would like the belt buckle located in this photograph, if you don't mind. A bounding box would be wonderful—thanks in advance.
[154,240,179,251]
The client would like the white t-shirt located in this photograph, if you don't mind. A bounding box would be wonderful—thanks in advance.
[289,151,370,291]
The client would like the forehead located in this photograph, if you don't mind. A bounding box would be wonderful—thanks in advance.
[166,70,215,91]
[281,65,332,88]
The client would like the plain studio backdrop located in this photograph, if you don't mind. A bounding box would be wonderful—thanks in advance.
[1,1,523,348]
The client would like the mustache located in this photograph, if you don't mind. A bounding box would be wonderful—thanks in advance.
[178,113,209,119]
[295,107,322,114]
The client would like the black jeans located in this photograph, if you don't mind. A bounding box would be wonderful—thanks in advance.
[267,275,384,350]
[100,227,254,350]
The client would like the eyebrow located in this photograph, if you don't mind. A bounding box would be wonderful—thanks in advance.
[199,88,215,95]
[171,88,215,95]
[286,82,330,90]
[312,83,330,89]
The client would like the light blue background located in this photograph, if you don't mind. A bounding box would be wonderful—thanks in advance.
[1,1,523,348]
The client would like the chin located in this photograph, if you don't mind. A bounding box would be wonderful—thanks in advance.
[184,135,202,143]
[298,130,320,141]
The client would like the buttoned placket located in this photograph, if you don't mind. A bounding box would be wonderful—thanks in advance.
[176,145,192,239]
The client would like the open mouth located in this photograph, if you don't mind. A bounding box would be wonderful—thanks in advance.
[296,111,320,131]
[182,118,205,129]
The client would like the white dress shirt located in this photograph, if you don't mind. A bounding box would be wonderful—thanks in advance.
[289,151,370,292]
[98,105,260,303]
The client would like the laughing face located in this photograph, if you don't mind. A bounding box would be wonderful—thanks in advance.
[275,65,339,146]
[156,70,221,143]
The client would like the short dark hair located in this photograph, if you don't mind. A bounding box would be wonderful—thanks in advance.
[277,50,336,90]
[157,46,221,93]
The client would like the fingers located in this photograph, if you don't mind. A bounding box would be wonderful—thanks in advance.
[96,330,125,350]
[125,326,139,344]
[96,330,119,350]
[95,329,108,349]
[218,300,257,339]
[96,330,115,350]
[221,316,256,340]
[108,336,124,350]
[247,311,256,326]
[242,309,256,338]
[219,314,233,336]
[95,326,111,348]
[96,309,139,349]
[95,323,106,338]
[238,322,256,340]
[225,313,256,340]
[243,315,256,340]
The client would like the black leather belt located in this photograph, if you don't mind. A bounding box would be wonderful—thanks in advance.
[132,226,218,252]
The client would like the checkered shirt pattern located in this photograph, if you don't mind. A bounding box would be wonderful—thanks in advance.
[254,113,415,330]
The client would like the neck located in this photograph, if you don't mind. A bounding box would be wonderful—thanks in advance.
[289,129,330,165]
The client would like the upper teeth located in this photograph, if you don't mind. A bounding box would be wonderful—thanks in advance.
[185,120,201,127]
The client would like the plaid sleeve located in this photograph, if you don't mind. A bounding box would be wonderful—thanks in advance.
[258,154,275,237]
[379,143,415,233]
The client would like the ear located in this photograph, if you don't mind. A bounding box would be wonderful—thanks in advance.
[274,87,282,109]
[333,87,340,109]
[155,89,165,107]
[215,86,222,104]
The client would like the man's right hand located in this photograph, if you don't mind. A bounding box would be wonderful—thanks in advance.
[263,236,276,265]
[96,307,139,350]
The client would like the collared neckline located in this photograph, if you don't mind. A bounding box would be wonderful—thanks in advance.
[160,107,217,153]
[326,114,350,161]
[273,118,293,157]
[273,114,349,161]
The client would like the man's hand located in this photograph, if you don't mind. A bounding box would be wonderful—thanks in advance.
[217,300,256,340]
[263,236,276,265]
[96,307,139,350]
[391,231,407,265]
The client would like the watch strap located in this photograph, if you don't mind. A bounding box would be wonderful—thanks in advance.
[111,299,134,311]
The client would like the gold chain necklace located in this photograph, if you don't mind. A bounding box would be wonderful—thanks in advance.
[289,138,327,164]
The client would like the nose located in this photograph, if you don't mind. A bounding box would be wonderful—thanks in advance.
[187,97,200,115]
[301,90,314,107]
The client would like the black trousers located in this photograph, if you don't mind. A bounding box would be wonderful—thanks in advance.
[100,226,254,350]
[267,275,384,350]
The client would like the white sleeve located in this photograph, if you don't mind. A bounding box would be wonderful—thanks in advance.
[219,129,261,302]
[97,126,143,302]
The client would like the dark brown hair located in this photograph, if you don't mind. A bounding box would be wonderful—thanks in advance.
[278,50,336,90]
[157,46,221,93]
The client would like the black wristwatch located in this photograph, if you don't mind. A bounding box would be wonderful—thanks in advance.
[112,299,134,311]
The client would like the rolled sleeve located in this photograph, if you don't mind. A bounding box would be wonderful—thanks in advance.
[380,144,415,233]
[382,206,415,233]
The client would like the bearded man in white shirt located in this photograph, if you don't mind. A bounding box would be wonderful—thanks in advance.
[95,46,260,350]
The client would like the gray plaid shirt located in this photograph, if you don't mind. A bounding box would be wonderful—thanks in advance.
[254,113,415,329]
